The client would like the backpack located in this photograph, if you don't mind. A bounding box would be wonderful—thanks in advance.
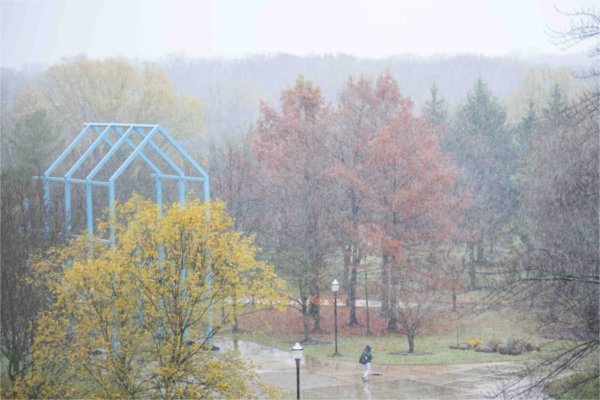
[359,351,368,365]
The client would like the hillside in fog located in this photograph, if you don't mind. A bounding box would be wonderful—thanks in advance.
[161,52,591,139]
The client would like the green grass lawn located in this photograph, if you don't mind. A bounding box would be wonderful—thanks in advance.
[241,332,543,365]
[544,371,599,400]
[238,309,550,366]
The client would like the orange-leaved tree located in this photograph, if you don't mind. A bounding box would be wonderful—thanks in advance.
[332,73,406,326]
[363,91,466,352]
[252,76,338,341]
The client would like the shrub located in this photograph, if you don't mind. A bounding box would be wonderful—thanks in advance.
[501,337,537,355]
[474,344,494,353]
[467,338,483,349]
[524,342,540,352]
[486,339,502,352]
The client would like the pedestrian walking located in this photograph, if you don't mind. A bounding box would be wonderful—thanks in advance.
[359,345,373,381]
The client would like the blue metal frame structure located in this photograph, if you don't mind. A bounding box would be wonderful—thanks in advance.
[36,122,211,344]
[39,123,210,237]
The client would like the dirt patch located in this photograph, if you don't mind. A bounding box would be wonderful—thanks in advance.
[389,351,433,356]
[237,304,455,339]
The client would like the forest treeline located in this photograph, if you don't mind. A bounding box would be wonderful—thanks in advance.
[1,42,598,396]
[1,52,590,141]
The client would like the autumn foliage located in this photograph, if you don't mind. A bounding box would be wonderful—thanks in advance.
[242,73,466,351]
[8,198,284,399]
[351,76,465,350]
[252,77,338,339]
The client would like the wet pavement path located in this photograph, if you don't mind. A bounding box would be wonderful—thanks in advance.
[214,338,533,399]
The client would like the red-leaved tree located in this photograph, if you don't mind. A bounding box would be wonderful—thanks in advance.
[332,74,405,325]
[252,76,338,341]
[362,92,465,352]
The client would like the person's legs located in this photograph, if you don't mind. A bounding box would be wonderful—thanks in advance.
[362,362,371,381]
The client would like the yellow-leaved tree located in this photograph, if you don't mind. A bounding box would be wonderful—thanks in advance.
[9,197,285,399]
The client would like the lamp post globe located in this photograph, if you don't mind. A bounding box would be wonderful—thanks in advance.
[292,342,303,361]
[331,279,339,293]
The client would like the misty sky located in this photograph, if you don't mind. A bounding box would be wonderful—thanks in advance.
[1,0,595,68]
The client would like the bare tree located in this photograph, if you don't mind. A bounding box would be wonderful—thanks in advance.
[548,8,600,75]
[0,97,65,383]
[499,88,599,398]
[0,174,61,382]
[491,10,599,394]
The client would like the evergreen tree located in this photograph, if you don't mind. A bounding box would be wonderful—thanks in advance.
[447,79,517,289]
[542,83,569,125]
[423,83,447,129]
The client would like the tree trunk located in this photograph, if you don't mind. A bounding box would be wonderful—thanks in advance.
[348,245,359,326]
[342,245,350,302]
[301,296,310,342]
[476,240,485,285]
[8,357,17,382]
[387,265,399,332]
[468,244,477,290]
[387,304,398,331]
[232,296,240,333]
[476,240,484,264]
[452,285,457,312]
[309,299,321,333]
[380,253,390,316]
[309,263,322,333]
[407,332,415,353]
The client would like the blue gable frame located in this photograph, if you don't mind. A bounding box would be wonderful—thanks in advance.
[36,123,210,241]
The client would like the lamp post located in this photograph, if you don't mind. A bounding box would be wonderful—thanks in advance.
[331,279,341,356]
[292,342,303,400]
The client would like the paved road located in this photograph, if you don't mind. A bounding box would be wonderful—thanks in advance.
[213,338,548,399]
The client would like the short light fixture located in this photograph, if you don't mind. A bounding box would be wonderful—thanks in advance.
[292,342,303,399]
[331,279,341,356]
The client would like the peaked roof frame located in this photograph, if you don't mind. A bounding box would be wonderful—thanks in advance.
[38,123,210,241]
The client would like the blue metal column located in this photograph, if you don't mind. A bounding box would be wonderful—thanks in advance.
[156,176,163,215]
[43,179,50,233]
[203,176,210,203]
[179,178,185,206]
[65,181,71,233]
[86,182,93,235]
